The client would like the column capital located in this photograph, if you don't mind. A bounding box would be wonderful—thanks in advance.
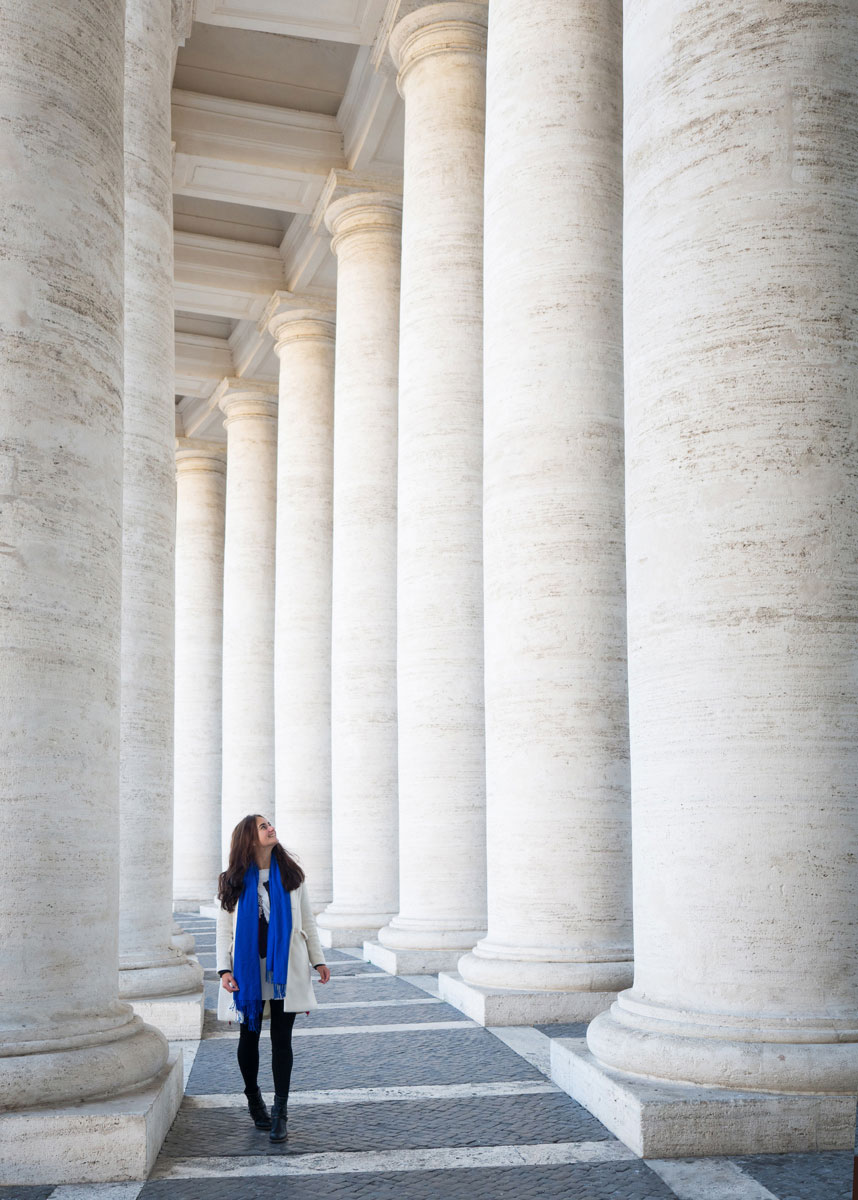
[325,191,403,256]
[262,291,337,355]
[175,437,227,476]
[390,2,488,92]
[214,378,278,424]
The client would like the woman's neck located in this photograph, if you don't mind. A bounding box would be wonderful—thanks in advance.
[255,846,273,870]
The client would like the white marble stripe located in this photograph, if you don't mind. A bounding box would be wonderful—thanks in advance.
[49,1186,144,1200]
[184,1080,561,1108]
[316,997,443,1010]
[206,1019,475,1040]
[401,974,442,998]
[169,1038,201,1090]
[152,1140,634,1179]
[489,1026,553,1077]
[646,1159,781,1200]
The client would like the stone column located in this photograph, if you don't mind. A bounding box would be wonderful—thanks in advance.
[369,2,489,975]
[553,0,858,1158]
[218,378,279,858]
[439,0,631,1026]
[173,439,227,910]
[266,300,335,908]
[316,193,402,947]
[0,0,180,1181]
[118,0,203,1040]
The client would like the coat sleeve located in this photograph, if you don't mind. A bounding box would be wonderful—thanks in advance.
[215,902,234,974]
[300,883,326,969]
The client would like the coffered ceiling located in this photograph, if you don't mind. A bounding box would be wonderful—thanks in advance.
[173,0,406,442]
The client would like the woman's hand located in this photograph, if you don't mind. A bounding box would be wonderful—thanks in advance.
[314,964,331,984]
[220,971,239,992]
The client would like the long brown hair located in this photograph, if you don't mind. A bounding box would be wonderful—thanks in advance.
[217,814,305,913]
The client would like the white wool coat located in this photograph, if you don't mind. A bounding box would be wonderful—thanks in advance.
[215,880,326,1022]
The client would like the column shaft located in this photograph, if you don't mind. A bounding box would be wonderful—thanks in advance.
[220,381,279,858]
[0,0,166,1117]
[173,441,226,909]
[560,0,858,1157]
[317,193,402,946]
[446,0,631,1025]
[119,0,202,1025]
[373,2,489,973]
[269,309,335,906]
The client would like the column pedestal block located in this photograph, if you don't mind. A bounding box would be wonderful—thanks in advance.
[319,925,386,949]
[550,1038,857,1158]
[364,941,463,976]
[129,990,205,1040]
[199,903,220,920]
[0,1052,183,1185]
[438,971,617,1027]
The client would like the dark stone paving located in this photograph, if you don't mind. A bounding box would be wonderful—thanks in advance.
[150,913,849,1200]
[160,1092,610,1158]
[535,1021,590,1039]
[0,1188,54,1200]
[139,1161,677,1200]
[737,1150,853,1199]
[187,1026,542,1094]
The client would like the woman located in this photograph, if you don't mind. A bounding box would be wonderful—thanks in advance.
[216,814,330,1143]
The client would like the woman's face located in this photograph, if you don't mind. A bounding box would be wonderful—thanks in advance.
[256,817,278,848]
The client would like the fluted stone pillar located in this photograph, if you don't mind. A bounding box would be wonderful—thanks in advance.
[369,2,489,975]
[219,379,279,858]
[317,193,402,947]
[118,0,203,1040]
[553,0,858,1158]
[173,440,227,909]
[267,301,335,908]
[439,0,631,1026]
[0,0,180,1180]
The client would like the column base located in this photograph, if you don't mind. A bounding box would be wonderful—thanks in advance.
[438,971,617,1027]
[129,988,205,1040]
[199,902,220,920]
[317,909,395,949]
[0,1050,183,1185]
[364,940,464,975]
[550,1037,858,1158]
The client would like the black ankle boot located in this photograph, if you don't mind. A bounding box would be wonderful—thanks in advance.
[245,1087,271,1130]
[269,1093,288,1143]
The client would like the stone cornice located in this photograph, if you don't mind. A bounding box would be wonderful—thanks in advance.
[390,2,489,92]
[325,191,403,254]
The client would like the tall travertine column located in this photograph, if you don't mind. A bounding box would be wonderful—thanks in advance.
[0,0,179,1180]
[554,0,858,1158]
[266,299,335,907]
[219,378,279,858]
[118,0,203,1039]
[173,440,227,909]
[317,193,402,947]
[370,2,489,975]
[440,0,631,1026]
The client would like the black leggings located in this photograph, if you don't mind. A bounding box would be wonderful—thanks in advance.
[237,1000,296,1099]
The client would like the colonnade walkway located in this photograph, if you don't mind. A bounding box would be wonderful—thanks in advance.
[3,913,848,1200]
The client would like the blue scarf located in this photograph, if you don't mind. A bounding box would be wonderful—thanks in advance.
[232,858,292,1030]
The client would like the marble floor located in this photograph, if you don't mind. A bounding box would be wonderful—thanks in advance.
[2,914,850,1200]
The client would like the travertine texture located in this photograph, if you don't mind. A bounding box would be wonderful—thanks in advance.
[455,0,632,1017]
[219,378,279,860]
[173,440,226,908]
[268,303,335,905]
[119,0,203,1022]
[317,192,402,947]
[0,0,167,1118]
[376,1,489,967]
[583,0,858,1139]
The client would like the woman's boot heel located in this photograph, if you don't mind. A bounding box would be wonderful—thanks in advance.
[269,1094,288,1142]
[245,1087,271,1130]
